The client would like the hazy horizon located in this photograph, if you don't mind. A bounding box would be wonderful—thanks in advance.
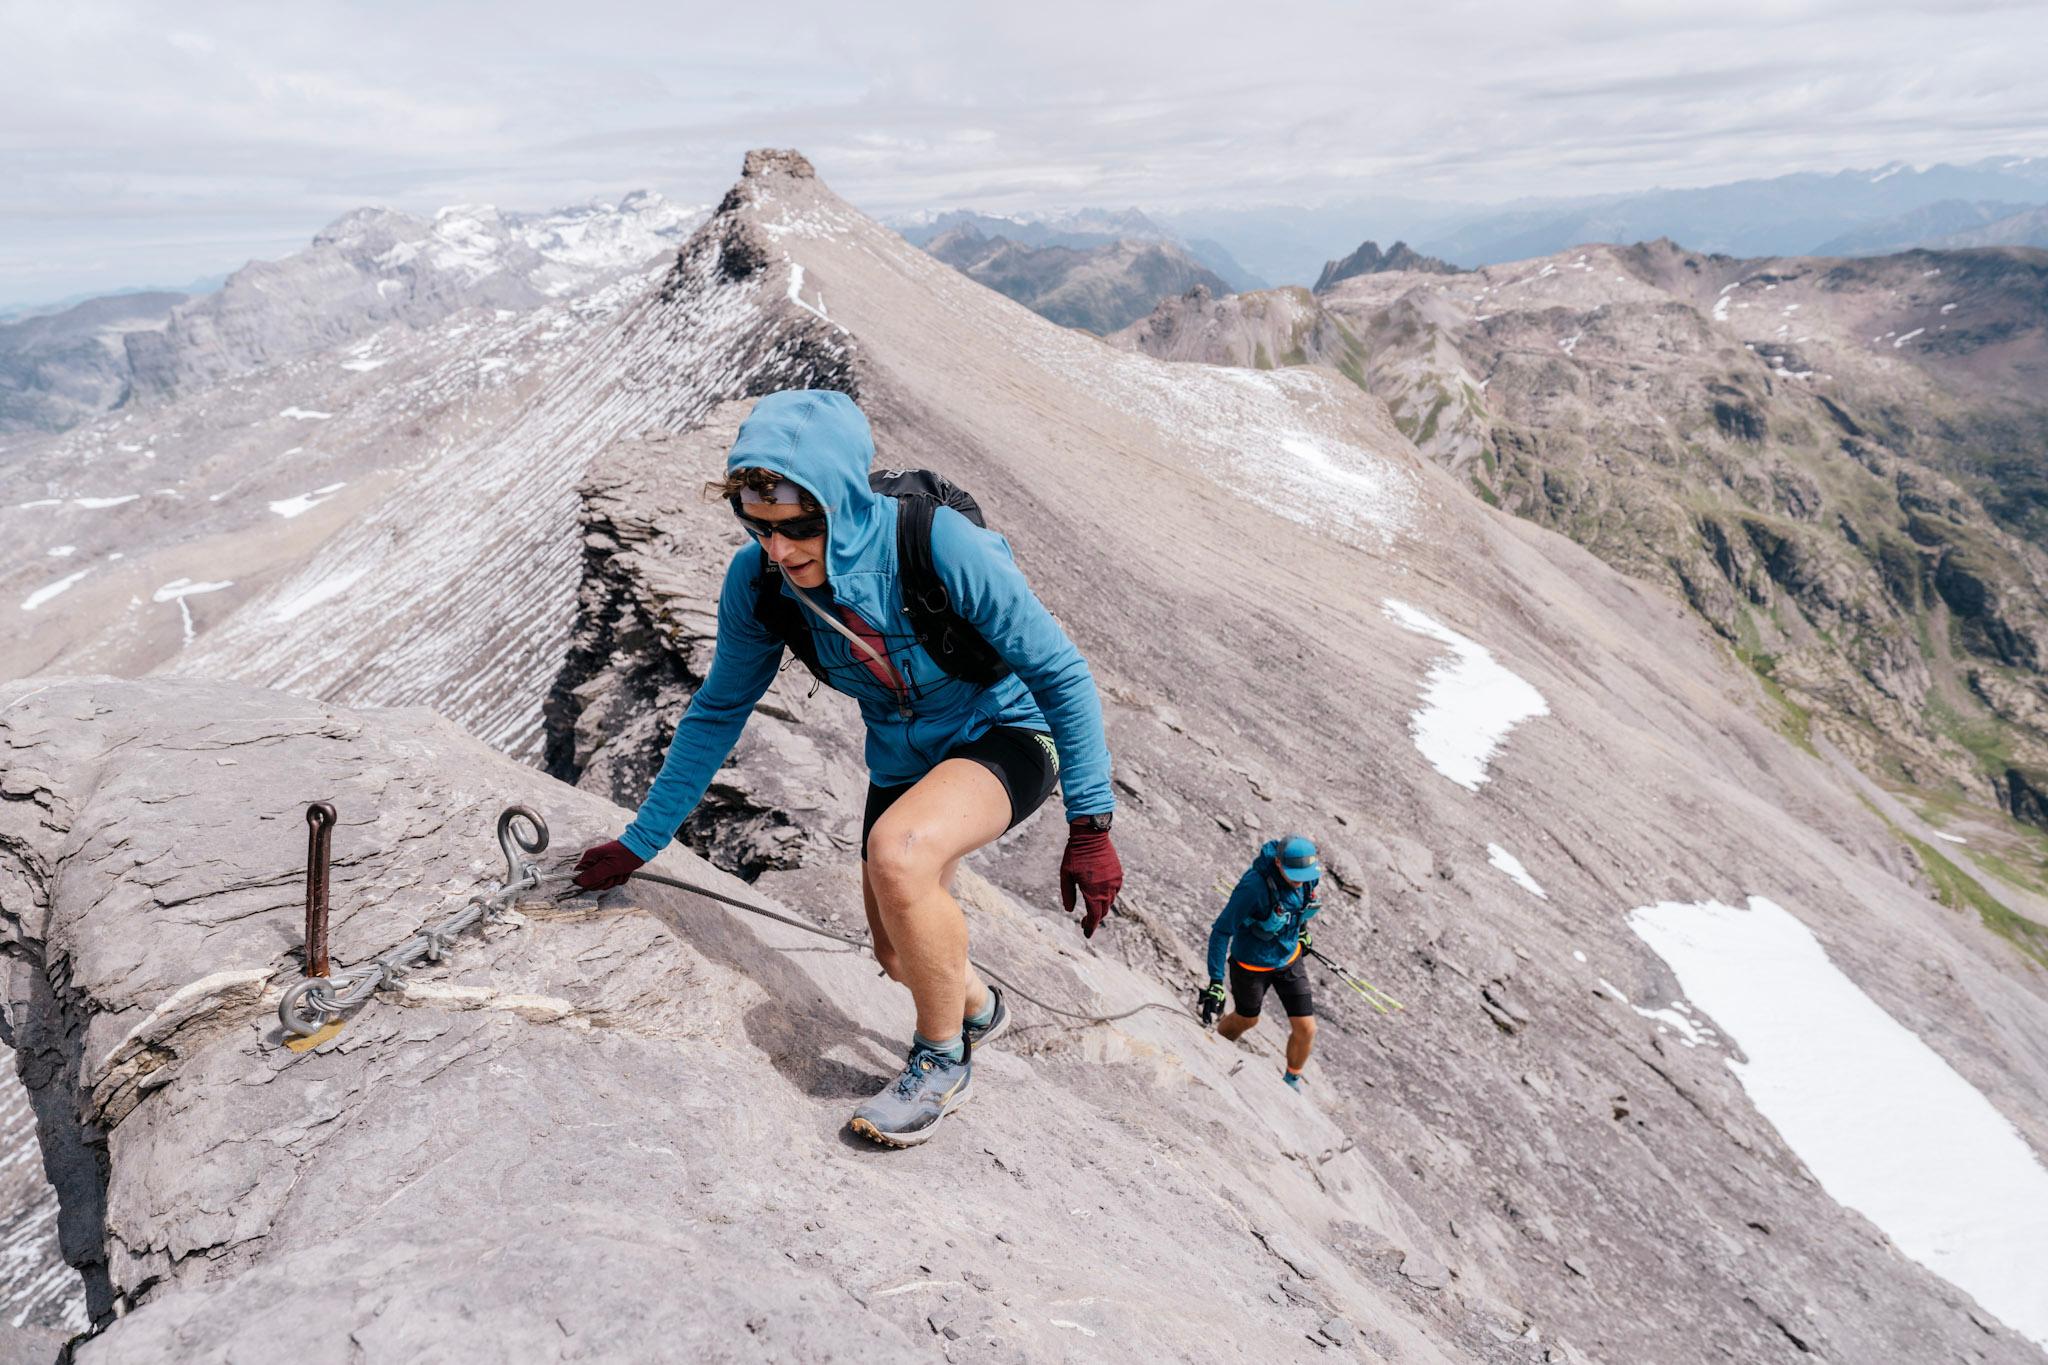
[5,0,2046,307]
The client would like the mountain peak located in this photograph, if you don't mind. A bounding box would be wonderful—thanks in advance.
[310,206,424,251]
[1314,239,1459,292]
[742,148,817,181]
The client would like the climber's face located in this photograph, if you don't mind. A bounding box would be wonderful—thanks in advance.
[739,502,829,589]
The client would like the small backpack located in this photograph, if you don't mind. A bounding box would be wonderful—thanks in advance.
[752,468,1013,689]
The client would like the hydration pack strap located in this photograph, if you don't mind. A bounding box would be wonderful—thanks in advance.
[785,580,896,679]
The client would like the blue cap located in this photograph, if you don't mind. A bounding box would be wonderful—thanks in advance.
[1277,834,1321,883]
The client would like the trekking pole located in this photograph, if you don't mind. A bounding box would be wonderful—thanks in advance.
[1306,946,1404,1015]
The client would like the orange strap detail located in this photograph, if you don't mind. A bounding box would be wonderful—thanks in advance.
[1231,944,1304,973]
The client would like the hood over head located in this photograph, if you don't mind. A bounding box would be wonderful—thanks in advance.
[726,389,885,583]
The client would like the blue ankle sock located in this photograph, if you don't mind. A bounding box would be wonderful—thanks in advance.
[914,1031,965,1064]
[964,991,996,1030]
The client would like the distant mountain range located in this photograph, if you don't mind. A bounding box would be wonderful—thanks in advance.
[0,277,227,325]
[0,193,700,437]
[0,291,189,434]
[893,207,1262,292]
[921,222,1231,334]
[1146,155,2048,285]
[1933,204,2048,250]
[1418,158,2048,269]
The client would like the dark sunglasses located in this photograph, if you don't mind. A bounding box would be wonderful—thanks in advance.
[732,504,828,542]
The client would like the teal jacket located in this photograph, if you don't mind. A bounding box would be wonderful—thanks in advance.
[1206,842,1323,982]
[620,390,1114,861]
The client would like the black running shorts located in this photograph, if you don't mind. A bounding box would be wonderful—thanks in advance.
[861,726,1060,860]
[1228,952,1315,1019]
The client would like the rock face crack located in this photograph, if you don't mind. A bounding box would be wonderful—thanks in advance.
[0,931,116,1325]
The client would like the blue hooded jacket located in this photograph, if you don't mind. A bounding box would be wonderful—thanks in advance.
[1206,841,1323,982]
[619,390,1115,861]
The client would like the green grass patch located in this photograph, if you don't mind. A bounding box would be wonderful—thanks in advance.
[1910,784,1971,825]
[1471,476,1500,507]
[1968,844,2048,899]
[1253,342,1273,371]
[1332,326,1370,389]
[1754,669,1816,754]
[1417,390,1453,445]
[1923,690,2013,777]
[1731,603,1762,655]
[1903,833,2048,968]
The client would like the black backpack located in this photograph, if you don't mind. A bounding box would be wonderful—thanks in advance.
[752,469,1013,690]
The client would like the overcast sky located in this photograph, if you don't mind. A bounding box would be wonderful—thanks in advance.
[4,0,2045,306]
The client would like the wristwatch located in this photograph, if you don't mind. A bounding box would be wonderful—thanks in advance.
[1072,813,1113,833]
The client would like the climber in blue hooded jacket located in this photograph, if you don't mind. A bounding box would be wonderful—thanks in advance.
[1199,835,1324,1090]
[572,389,1121,1147]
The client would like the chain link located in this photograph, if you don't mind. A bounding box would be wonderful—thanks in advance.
[278,806,549,1038]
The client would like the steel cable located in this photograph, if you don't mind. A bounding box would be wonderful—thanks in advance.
[616,868,1189,1029]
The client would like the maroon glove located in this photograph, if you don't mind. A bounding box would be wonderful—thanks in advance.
[1059,822,1123,938]
[573,839,644,891]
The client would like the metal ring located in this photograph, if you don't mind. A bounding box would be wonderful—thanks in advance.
[496,805,549,888]
[278,977,336,1038]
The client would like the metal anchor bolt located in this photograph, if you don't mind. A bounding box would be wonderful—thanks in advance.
[304,802,336,978]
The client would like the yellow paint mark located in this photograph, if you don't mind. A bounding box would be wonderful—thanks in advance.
[284,1020,344,1052]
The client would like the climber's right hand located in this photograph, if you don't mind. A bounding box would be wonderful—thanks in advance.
[573,839,644,891]
[1198,981,1227,1026]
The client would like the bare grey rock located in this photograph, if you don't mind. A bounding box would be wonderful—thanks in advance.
[0,676,1512,1363]
[1400,1252,1451,1292]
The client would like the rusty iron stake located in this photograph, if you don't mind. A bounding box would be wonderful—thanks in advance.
[304,802,336,978]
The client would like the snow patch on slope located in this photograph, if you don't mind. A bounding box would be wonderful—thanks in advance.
[268,483,346,519]
[1383,600,1550,790]
[151,578,233,603]
[1487,843,1547,899]
[1629,895,2048,1348]
[20,569,91,611]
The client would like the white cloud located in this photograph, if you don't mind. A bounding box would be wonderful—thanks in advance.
[3,0,2045,303]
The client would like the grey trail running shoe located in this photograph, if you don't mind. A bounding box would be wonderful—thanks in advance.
[849,1039,974,1148]
[964,983,1010,1050]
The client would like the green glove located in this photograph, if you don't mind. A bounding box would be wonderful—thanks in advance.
[1299,928,1313,953]
[1198,981,1226,1025]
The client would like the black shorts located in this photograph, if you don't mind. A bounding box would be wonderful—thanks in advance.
[1228,953,1315,1019]
[860,726,1060,860]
